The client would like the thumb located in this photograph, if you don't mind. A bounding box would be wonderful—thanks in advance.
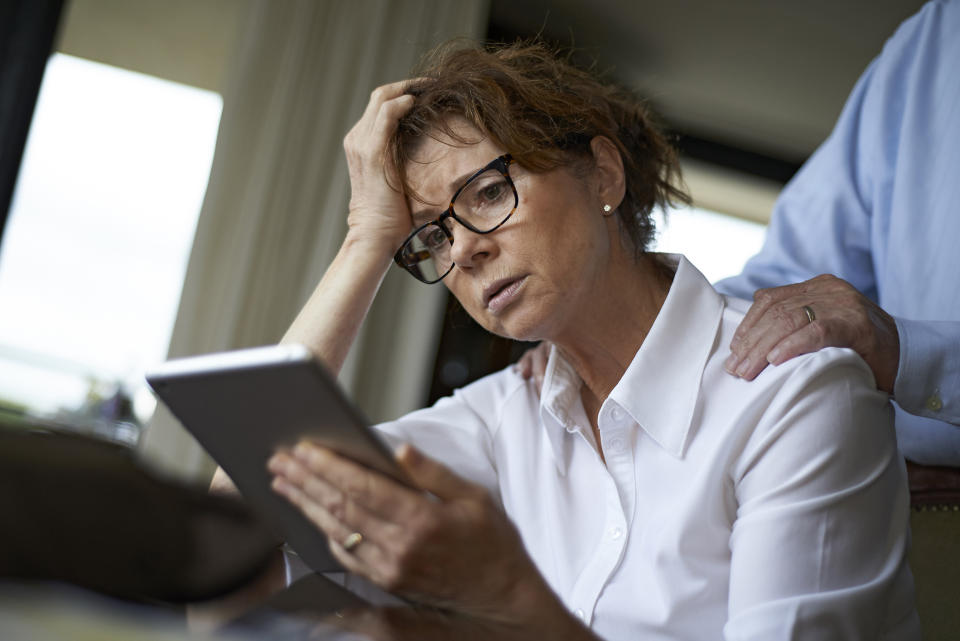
[395,444,481,501]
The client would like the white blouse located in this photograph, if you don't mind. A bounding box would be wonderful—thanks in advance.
[376,255,919,640]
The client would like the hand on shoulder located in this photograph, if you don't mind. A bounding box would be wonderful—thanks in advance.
[724,274,900,393]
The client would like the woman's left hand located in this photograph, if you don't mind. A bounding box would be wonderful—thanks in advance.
[268,443,566,627]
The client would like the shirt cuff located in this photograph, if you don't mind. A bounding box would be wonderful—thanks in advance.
[893,317,960,424]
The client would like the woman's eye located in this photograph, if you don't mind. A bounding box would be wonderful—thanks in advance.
[425,228,446,249]
[478,181,505,203]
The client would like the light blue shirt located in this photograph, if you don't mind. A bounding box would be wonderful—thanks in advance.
[715,0,960,466]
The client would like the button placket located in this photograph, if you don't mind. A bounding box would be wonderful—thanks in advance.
[565,466,629,629]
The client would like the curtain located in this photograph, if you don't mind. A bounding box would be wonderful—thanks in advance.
[139,0,489,481]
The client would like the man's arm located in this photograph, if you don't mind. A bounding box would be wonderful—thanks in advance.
[894,318,960,424]
[716,1,960,432]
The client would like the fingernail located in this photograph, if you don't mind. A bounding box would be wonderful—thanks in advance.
[271,476,289,494]
[293,442,311,461]
[735,360,750,377]
[767,348,781,364]
[267,454,283,472]
[723,354,739,373]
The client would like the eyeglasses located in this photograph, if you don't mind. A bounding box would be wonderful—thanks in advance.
[394,154,517,284]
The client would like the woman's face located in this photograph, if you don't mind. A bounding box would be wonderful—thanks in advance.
[404,121,617,343]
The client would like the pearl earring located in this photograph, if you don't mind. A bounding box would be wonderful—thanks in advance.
[602,204,613,215]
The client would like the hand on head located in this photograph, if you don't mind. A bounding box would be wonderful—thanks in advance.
[342,80,420,251]
[724,274,900,393]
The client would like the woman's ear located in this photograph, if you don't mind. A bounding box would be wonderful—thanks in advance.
[589,136,626,211]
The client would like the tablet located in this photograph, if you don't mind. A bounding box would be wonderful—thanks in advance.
[146,343,411,573]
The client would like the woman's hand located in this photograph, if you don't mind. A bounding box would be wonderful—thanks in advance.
[342,80,419,251]
[281,80,420,372]
[268,443,571,629]
[724,274,900,393]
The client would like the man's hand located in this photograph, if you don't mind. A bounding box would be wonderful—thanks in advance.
[724,274,900,393]
[515,342,551,394]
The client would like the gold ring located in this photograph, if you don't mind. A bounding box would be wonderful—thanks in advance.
[342,531,363,552]
[802,305,816,324]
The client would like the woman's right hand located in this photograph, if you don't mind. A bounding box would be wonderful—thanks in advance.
[342,80,419,252]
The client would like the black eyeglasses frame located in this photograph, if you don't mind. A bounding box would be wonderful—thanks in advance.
[393,154,517,284]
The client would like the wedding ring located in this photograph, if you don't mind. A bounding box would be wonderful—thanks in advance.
[802,305,816,324]
[342,531,364,552]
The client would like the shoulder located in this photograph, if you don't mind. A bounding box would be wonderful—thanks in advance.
[385,364,535,437]
[719,294,879,391]
[870,0,960,88]
[442,365,536,433]
[713,295,892,453]
[372,367,535,497]
[729,347,894,484]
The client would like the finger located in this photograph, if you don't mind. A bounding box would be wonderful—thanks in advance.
[515,350,533,378]
[729,281,812,353]
[371,94,415,150]
[766,317,835,366]
[531,342,550,395]
[270,473,385,571]
[360,79,416,124]
[290,444,423,522]
[395,444,485,502]
[729,303,817,380]
[270,452,401,544]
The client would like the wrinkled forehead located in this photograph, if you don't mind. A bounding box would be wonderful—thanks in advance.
[403,118,503,208]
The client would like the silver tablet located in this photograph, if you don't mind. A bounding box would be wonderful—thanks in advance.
[146,343,411,573]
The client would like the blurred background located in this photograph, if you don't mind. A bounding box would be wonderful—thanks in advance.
[0,0,926,481]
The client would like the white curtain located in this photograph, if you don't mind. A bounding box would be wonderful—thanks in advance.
[139,0,490,481]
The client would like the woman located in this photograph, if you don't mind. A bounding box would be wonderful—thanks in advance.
[265,42,918,639]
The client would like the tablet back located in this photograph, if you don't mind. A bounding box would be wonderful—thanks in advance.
[146,344,407,573]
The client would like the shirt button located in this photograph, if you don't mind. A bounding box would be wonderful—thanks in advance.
[609,527,623,540]
[574,608,586,621]
[609,438,625,452]
[610,407,623,421]
[926,394,943,412]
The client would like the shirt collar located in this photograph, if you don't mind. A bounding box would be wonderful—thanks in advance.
[539,343,582,474]
[539,255,726,471]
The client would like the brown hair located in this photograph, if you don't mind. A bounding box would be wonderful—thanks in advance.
[389,40,690,256]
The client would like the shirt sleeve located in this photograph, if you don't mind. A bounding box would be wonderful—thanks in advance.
[724,350,917,639]
[714,1,960,431]
[372,375,508,504]
[712,54,881,301]
[894,318,960,424]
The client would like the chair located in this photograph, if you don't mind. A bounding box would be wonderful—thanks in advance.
[907,461,960,639]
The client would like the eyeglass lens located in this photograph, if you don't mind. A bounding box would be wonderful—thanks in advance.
[398,164,515,283]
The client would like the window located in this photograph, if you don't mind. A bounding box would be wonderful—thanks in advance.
[0,53,222,445]
[651,206,767,283]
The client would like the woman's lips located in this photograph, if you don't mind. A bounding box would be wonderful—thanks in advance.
[485,276,526,314]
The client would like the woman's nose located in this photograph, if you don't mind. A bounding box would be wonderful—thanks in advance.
[447,220,495,269]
